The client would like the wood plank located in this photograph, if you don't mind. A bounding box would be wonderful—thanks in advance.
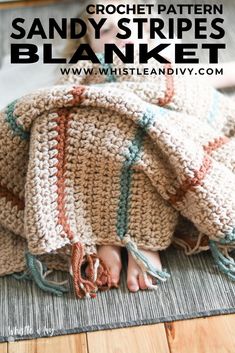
[0,343,7,353]
[165,314,235,353]
[35,334,88,353]
[87,324,170,353]
[8,339,36,353]
[8,334,87,353]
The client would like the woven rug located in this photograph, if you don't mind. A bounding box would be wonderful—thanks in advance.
[1,246,235,343]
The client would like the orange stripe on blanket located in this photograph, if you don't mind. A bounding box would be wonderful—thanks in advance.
[52,109,74,242]
[53,108,97,298]
[203,136,229,155]
[0,185,24,210]
[69,86,86,105]
[54,86,85,238]
[168,155,212,204]
[158,63,174,107]
[52,104,111,298]
[168,136,229,205]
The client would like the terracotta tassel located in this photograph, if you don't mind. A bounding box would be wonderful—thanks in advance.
[71,242,112,299]
[71,242,97,298]
[86,254,113,290]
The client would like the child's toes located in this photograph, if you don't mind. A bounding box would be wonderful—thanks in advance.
[110,264,122,287]
[127,275,139,292]
[127,262,140,292]
[84,245,122,287]
[138,272,151,290]
[127,252,141,292]
[97,245,122,286]
[127,249,161,292]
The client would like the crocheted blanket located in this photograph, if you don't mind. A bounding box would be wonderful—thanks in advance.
[0,55,235,299]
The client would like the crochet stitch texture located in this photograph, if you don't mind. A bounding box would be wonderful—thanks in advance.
[0,53,235,299]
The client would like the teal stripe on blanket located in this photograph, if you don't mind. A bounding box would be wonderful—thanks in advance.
[116,106,156,239]
[96,53,117,83]
[5,100,29,140]
[115,105,171,282]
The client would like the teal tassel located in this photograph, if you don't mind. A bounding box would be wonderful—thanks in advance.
[209,240,235,280]
[12,271,32,281]
[5,100,29,140]
[25,252,69,296]
[125,240,170,282]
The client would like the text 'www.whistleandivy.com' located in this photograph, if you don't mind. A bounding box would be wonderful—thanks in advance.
[59,66,223,76]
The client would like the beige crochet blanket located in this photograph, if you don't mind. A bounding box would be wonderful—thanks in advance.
[0,55,235,299]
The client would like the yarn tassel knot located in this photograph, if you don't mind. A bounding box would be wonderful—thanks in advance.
[123,235,171,290]
[70,242,112,299]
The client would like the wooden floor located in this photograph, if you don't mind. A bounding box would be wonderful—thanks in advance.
[1,313,235,352]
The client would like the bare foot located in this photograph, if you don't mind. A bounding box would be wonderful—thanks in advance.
[127,249,162,292]
[94,245,122,287]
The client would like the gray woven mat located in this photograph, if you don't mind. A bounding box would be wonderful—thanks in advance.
[1,246,235,343]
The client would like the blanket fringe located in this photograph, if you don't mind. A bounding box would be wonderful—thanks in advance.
[24,252,69,296]
[70,242,112,299]
[209,240,235,280]
[123,236,170,290]
[173,232,209,255]
[12,270,32,281]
